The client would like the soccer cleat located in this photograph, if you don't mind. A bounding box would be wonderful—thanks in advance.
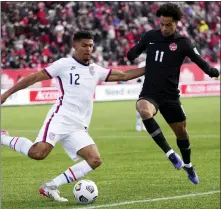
[183,166,199,184]
[168,152,184,170]
[1,130,9,136]
[136,124,142,131]
[39,184,68,202]
[1,130,9,145]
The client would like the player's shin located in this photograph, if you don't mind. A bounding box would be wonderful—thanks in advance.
[176,139,192,166]
[48,160,93,188]
[1,134,33,156]
[143,117,172,153]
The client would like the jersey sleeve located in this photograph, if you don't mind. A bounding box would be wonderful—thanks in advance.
[127,31,151,61]
[93,64,112,82]
[184,38,212,75]
[43,59,63,78]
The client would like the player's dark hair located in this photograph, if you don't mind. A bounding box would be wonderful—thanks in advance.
[73,31,94,41]
[156,3,183,21]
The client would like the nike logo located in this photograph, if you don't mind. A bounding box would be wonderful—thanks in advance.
[149,42,155,44]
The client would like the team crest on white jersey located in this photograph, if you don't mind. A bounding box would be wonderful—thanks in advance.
[169,43,177,51]
[89,66,95,76]
[49,132,55,140]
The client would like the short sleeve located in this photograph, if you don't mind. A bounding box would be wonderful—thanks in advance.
[43,58,63,78]
[93,64,112,82]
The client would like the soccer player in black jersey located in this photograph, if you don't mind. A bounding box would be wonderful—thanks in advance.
[127,3,219,184]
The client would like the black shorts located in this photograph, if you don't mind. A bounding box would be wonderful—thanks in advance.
[137,96,186,124]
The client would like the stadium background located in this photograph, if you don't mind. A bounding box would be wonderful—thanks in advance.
[1,1,220,105]
[1,2,220,209]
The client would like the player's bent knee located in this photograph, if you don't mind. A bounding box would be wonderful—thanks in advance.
[28,142,53,160]
[87,157,102,169]
[139,108,153,119]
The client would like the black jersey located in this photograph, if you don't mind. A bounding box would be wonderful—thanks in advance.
[127,29,213,99]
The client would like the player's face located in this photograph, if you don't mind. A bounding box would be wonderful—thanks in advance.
[159,16,177,37]
[74,39,94,62]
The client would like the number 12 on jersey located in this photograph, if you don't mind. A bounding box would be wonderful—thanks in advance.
[155,50,164,62]
[70,73,80,85]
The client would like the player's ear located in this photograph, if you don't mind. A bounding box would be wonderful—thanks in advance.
[73,41,78,50]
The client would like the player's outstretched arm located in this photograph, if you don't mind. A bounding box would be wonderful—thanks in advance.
[1,70,51,104]
[127,33,149,61]
[185,39,219,78]
[106,67,145,82]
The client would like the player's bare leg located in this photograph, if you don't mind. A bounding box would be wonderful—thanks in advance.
[41,144,101,202]
[169,121,199,184]
[28,142,53,160]
[1,130,53,160]
[136,99,184,169]
[0,130,68,201]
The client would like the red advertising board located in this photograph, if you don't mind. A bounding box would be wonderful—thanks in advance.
[1,63,220,89]
[29,89,58,102]
[180,81,220,96]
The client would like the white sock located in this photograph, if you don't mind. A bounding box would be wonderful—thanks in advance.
[50,160,93,187]
[136,111,141,126]
[184,163,193,168]
[165,149,175,158]
[2,135,33,156]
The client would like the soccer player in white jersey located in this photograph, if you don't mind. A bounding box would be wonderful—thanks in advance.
[1,31,145,202]
[136,60,146,131]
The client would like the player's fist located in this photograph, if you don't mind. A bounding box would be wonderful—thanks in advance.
[209,68,220,78]
[1,92,10,104]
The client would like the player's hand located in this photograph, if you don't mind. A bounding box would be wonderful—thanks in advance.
[209,68,220,78]
[1,92,10,104]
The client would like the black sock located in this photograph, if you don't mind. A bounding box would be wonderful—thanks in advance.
[143,118,171,153]
[176,139,191,164]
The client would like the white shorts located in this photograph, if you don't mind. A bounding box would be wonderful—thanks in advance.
[35,123,95,161]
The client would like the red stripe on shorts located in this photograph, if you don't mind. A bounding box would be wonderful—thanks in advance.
[42,76,64,142]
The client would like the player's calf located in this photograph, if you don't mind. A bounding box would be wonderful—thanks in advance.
[77,144,102,169]
[43,145,102,191]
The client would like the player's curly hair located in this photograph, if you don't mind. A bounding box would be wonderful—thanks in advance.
[156,3,183,21]
[73,31,94,41]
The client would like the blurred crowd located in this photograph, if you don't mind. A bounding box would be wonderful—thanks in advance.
[1,1,220,69]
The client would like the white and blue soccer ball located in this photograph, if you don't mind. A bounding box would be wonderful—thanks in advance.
[73,180,98,204]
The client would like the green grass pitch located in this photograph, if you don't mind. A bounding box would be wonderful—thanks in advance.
[1,97,220,209]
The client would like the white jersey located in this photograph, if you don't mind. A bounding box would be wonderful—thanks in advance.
[43,57,111,133]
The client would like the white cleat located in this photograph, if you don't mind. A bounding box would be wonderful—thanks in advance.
[136,124,142,132]
[39,184,68,202]
[1,130,9,145]
[1,130,9,136]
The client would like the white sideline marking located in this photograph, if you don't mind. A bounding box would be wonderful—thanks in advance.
[75,190,220,209]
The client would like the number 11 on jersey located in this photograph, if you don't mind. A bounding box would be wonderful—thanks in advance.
[155,50,164,62]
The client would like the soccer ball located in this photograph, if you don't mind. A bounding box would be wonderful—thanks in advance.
[73,180,98,204]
